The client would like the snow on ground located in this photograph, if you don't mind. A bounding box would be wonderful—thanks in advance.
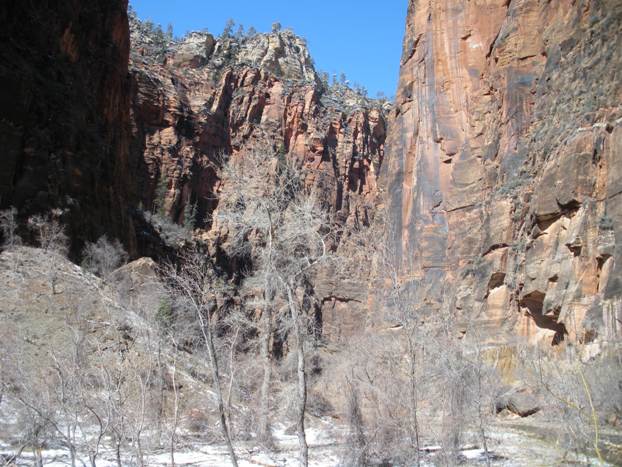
[0,417,616,466]
[0,422,340,466]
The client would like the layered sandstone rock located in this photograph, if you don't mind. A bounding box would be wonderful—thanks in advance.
[0,0,136,255]
[129,17,388,330]
[384,0,622,352]
[129,18,386,234]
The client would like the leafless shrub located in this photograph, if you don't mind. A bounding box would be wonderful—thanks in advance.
[141,210,191,247]
[215,148,334,465]
[28,211,69,255]
[0,206,21,249]
[0,300,168,467]
[82,234,128,277]
[521,344,622,463]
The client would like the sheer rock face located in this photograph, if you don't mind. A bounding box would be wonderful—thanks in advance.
[0,0,136,254]
[383,0,622,350]
[129,21,387,334]
[130,23,386,236]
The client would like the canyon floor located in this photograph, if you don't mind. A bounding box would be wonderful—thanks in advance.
[1,418,617,466]
[0,247,618,466]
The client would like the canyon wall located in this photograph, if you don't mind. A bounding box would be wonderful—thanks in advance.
[0,0,136,254]
[384,0,622,351]
[129,20,388,332]
[129,20,386,236]
[4,1,620,355]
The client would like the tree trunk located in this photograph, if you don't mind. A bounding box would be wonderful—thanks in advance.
[287,285,309,467]
[201,313,239,467]
[170,349,179,467]
[69,445,77,467]
[258,304,273,445]
[225,326,240,426]
[156,342,165,448]
[33,447,43,467]
[136,438,144,467]
[407,334,420,466]
[475,354,491,467]
[258,212,275,446]
[115,442,122,467]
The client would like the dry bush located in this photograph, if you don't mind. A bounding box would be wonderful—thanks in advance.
[322,331,415,464]
[519,344,622,463]
[82,234,128,277]
[0,206,21,249]
[142,210,191,247]
[28,211,69,255]
[0,308,170,467]
[321,314,502,466]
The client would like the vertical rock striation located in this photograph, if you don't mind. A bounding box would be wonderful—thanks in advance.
[0,0,135,254]
[129,20,387,238]
[384,0,622,349]
[128,18,388,335]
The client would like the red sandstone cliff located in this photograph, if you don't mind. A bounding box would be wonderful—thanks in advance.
[129,19,387,239]
[128,18,388,325]
[383,0,622,350]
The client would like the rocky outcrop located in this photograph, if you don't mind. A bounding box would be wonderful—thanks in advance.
[129,19,387,238]
[0,5,386,337]
[383,0,622,351]
[0,0,136,255]
[129,18,388,330]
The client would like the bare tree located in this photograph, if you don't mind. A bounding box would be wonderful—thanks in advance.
[28,210,69,255]
[82,235,128,278]
[464,328,500,467]
[162,251,239,467]
[0,206,21,249]
[380,239,423,465]
[153,297,187,467]
[215,149,333,465]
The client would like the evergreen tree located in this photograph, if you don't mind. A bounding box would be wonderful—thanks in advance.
[222,19,235,38]
[154,173,169,216]
[235,24,245,41]
[183,200,198,231]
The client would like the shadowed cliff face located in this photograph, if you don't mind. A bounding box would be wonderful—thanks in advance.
[0,0,136,255]
[384,0,622,349]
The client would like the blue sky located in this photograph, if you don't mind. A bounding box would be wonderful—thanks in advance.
[129,0,407,98]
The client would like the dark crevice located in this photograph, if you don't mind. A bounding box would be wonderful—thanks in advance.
[488,272,506,291]
[321,295,363,305]
[536,199,581,231]
[535,214,560,232]
[519,291,567,346]
[482,243,509,257]
[558,198,581,216]
[566,242,582,257]
[596,255,611,292]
